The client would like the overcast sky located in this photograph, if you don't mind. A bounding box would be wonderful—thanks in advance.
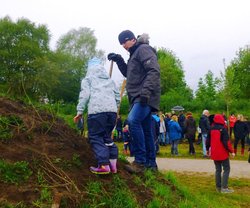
[1,0,250,91]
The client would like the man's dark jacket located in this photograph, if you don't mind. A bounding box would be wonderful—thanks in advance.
[116,34,161,112]
[199,114,210,134]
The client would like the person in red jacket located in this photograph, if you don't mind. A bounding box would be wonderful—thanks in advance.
[229,113,237,139]
[206,114,235,193]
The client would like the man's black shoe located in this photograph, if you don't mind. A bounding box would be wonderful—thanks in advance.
[124,161,145,174]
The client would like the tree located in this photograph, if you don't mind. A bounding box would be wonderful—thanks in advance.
[55,27,105,103]
[195,70,220,109]
[0,16,53,99]
[217,46,250,116]
[56,27,104,60]
[225,46,250,99]
[157,48,193,111]
[47,51,81,103]
[157,48,187,94]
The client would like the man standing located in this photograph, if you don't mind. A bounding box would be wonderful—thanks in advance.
[108,30,161,173]
[199,109,210,157]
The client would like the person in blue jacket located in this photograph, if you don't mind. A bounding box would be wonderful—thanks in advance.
[168,115,182,156]
[74,57,120,174]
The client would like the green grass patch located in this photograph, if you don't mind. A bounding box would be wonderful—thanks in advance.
[0,159,33,185]
[80,175,138,208]
[138,170,184,208]
[174,172,250,208]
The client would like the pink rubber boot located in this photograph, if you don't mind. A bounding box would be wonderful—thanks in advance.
[89,165,110,174]
[109,159,117,173]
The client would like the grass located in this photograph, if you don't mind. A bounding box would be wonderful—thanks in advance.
[131,168,250,208]
[174,172,250,208]
[0,159,33,185]
[70,175,139,208]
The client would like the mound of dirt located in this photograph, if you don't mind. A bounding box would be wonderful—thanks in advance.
[0,97,153,207]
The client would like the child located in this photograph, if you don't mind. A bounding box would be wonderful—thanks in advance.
[116,115,123,142]
[74,57,120,174]
[122,124,131,155]
[206,114,235,193]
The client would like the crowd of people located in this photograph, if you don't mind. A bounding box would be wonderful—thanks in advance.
[113,110,249,193]
[115,110,250,158]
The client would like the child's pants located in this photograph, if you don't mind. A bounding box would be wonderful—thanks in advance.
[87,112,118,165]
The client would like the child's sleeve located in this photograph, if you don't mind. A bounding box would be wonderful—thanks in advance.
[112,81,121,108]
[76,78,91,115]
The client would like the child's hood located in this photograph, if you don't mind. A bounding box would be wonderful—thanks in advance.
[86,57,109,79]
[213,114,225,125]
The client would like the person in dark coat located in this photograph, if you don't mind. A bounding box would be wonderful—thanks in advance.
[108,30,160,173]
[206,114,235,193]
[233,114,248,155]
[199,110,210,157]
[178,111,186,140]
[164,113,171,144]
[184,112,196,155]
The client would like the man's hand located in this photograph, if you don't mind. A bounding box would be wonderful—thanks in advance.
[231,153,235,158]
[73,114,82,123]
[107,53,123,62]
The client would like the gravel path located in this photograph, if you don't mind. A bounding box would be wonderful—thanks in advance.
[128,157,250,178]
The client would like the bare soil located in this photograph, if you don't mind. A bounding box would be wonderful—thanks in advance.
[0,97,153,207]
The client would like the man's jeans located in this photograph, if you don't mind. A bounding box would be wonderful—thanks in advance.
[214,158,230,189]
[127,103,157,168]
[202,133,208,156]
